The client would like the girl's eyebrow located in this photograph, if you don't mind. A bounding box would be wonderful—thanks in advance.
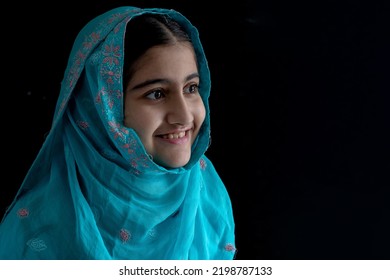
[130,78,166,90]
[186,72,200,82]
[129,72,199,91]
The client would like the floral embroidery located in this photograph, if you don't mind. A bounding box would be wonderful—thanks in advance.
[224,243,236,252]
[147,228,157,240]
[200,158,207,170]
[130,160,138,168]
[77,120,89,130]
[120,229,131,243]
[123,143,135,154]
[102,44,121,66]
[108,121,129,140]
[83,32,101,49]
[96,87,119,110]
[27,238,47,252]
[17,208,29,218]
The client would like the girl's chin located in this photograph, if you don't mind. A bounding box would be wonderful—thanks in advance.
[153,155,191,169]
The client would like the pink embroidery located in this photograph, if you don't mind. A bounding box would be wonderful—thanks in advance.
[102,44,121,66]
[120,229,131,243]
[77,120,89,130]
[108,121,129,139]
[123,143,134,154]
[224,243,236,252]
[83,32,101,49]
[200,158,207,170]
[17,208,29,218]
[131,160,138,168]
[115,90,123,99]
[95,92,102,104]
[90,32,101,43]
[131,169,141,175]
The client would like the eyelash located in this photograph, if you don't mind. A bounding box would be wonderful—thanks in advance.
[145,83,200,100]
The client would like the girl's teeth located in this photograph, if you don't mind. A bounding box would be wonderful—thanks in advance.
[163,131,185,139]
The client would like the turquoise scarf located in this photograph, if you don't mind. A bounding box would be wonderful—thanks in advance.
[0,6,236,259]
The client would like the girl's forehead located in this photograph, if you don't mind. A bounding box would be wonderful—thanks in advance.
[128,44,198,79]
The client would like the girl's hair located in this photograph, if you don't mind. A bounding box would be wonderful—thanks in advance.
[123,14,192,91]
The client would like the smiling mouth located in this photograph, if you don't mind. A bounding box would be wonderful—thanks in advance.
[161,131,186,139]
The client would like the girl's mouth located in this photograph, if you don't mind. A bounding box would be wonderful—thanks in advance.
[161,131,186,139]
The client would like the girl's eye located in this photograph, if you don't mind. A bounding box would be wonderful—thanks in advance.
[145,90,165,100]
[185,84,199,94]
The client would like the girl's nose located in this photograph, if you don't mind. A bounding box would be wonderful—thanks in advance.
[166,94,193,125]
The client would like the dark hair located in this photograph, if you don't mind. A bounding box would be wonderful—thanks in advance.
[123,14,192,91]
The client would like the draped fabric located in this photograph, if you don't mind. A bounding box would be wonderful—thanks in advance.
[0,6,236,259]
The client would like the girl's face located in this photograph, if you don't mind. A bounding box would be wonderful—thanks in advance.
[124,42,206,169]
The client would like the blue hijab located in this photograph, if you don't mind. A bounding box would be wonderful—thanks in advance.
[0,6,236,259]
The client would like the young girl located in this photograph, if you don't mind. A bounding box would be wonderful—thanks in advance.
[0,6,236,260]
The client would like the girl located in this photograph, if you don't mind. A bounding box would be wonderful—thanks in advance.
[0,6,236,260]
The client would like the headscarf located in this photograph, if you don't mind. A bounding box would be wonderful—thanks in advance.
[0,6,236,260]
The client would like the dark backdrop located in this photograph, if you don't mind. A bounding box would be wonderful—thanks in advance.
[3,0,390,259]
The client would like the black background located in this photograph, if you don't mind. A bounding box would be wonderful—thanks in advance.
[3,0,390,259]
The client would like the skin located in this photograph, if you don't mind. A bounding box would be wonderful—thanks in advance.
[124,42,206,169]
